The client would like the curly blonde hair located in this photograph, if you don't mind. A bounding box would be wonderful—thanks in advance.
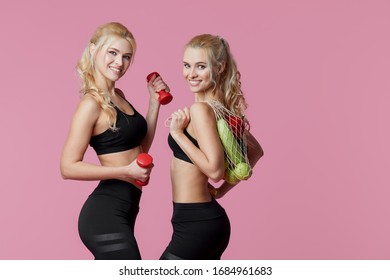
[76,22,136,130]
[185,34,248,118]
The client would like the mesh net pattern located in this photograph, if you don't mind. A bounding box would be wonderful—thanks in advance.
[206,100,252,184]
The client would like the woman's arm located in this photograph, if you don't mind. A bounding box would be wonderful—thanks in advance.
[170,102,225,182]
[141,74,169,153]
[60,95,148,182]
[209,130,264,198]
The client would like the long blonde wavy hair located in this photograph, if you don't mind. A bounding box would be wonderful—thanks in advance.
[185,34,248,119]
[76,22,136,130]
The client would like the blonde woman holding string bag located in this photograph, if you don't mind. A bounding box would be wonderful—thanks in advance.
[161,34,263,260]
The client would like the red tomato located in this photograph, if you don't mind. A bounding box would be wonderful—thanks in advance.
[227,116,244,137]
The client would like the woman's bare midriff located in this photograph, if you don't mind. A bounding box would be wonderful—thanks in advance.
[97,145,143,190]
[170,157,212,203]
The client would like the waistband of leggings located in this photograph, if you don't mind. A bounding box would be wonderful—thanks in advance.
[91,179,142,202]
[172,197,219,210]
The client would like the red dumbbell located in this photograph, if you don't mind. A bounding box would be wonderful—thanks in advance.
[134,153,153,187]
[146,72,173,105]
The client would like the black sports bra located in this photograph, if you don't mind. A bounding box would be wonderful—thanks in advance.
[90,100,147,155]
[168,129,199,164]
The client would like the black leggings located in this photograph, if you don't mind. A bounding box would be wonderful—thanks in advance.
[78,179,142,260]
[160,198,231,260]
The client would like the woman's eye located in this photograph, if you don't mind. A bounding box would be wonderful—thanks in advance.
[198,65,206,70]
[109,51,117,56]
[124,55,131,60]
[184,63,190,69]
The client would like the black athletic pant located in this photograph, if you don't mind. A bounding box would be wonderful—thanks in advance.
[78,179,142,260]
[160,197,231,260]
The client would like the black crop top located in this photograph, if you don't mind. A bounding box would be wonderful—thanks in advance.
[168,129,199,164]
[90,101,147,155]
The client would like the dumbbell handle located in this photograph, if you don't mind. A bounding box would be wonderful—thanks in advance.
[134,153,153,187]
[147,72,173,105]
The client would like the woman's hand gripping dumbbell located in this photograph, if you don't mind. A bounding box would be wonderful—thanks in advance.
[134,153,154,187]
[146,72,173,105]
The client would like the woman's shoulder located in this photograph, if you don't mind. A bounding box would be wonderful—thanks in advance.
[77,93,101,116]
[190,102,216,122]
[190,101,214,114]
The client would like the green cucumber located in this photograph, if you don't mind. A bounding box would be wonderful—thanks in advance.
[217,119,245,165]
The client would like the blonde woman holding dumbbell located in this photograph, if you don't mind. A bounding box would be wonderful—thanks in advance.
[160,34,263,260]
[60,22,170,260]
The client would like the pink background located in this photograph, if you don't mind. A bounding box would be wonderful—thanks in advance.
[1,0,390,260]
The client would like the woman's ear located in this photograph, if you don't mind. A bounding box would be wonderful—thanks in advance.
[218,62,226,74]
[89,43,96,56]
